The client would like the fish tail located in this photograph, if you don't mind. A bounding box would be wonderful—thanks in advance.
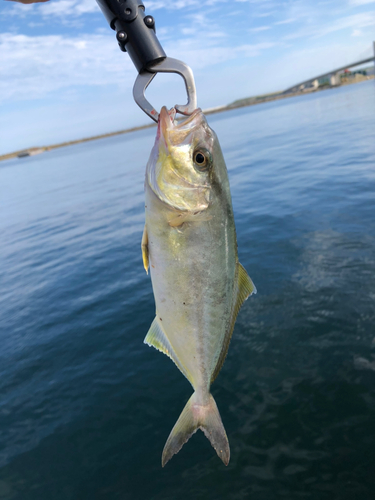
[162,392,230,467]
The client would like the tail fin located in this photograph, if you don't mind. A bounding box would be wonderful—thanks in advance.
[162,392,230,467]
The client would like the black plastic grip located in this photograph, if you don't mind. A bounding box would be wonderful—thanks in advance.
[96,0,166,73]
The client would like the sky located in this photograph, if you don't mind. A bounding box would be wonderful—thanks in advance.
[0,0,374,155]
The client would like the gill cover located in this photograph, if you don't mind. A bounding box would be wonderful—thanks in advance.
[146,107,214,212]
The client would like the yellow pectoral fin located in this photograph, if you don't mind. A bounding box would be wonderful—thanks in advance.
[141,225,149,274]
[168,211,212,228]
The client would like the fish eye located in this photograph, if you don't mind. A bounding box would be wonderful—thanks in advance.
[193,148,212,172]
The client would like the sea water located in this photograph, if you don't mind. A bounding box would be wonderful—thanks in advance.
[0,81,375,500]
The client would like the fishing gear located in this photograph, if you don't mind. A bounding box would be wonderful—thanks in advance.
[96,0,197,122]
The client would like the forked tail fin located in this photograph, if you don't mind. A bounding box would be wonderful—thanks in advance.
[162,392,230,467]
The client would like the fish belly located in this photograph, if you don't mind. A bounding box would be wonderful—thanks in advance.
[145,185,237,393]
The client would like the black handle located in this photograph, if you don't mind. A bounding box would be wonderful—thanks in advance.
[96,0,167,73]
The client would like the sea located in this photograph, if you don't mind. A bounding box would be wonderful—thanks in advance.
[1,80,375,500]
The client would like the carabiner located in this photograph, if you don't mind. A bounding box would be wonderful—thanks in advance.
[96,0,198,122]
[133,57,197,122]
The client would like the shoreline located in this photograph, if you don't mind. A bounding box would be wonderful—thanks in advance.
[1,75,373,163]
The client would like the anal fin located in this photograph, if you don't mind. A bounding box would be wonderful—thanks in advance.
[144,317,192,384]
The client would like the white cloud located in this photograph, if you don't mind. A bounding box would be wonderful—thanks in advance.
[236,42,275,57]
[163,37,275,71]
[0,32,134,103]
[40,0,100,16]
[253,12,274,17]
[274,18,297,25]
[319,11,375,35]
[351,28,363,35]
[0,17,277,106]
[206,31,227,38]
[139,0,200,10]
[3,0,99,18]
[2,2,32,16]
[250,26,271,32]
[349,0,375,5]
[283,11,375,40]
[181,27,197,35]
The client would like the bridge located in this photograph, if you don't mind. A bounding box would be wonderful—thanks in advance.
[283,42,375,94]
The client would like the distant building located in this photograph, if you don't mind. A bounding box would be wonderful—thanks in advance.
[330,73,340,86]
[17,148,45,158]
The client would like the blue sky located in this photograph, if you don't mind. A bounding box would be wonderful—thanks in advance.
[1,0,374,155]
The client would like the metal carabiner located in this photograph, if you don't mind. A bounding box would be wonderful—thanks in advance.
[133,57,197,122]
[96,0,198,122]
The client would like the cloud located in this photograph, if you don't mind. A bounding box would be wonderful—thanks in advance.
[0,32,134,103]
[319,11,375,35]
[3,0,99,18]
[254,12,275,17]
[164,36,275,69]
[40,0,100,16]
[274,18,297,25]
[0,16,277,106]
[351,28,363,36]
[136,0,200,10]
[283,11,375,40]
[349,0,375,5]
[250,26,271,32]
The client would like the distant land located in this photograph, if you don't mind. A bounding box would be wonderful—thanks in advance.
[1,71,373,163]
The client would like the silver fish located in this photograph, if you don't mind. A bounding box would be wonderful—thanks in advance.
[142,106,256,466]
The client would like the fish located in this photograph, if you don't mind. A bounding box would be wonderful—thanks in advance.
[142,106,256,467]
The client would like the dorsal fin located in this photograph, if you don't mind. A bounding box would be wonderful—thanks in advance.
[144,316,192,385]
[211,263,256,383]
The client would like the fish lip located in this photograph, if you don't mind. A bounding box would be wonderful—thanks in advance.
[157,107,205,155]
[158,107,203,136]
[174,108,203,130]
[157,106,177,153]
[157,106,175,141]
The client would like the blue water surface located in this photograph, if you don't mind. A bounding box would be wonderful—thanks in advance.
[0,81,375,500]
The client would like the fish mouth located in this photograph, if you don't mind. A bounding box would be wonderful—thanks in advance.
[158,106,203,132]
[174,107,203,129]
[157,106,175,140]
[157,106,203,149]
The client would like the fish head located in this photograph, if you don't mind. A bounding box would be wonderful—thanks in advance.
[146,106,221,212]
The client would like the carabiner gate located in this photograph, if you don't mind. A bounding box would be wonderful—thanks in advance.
[133,57,197,123]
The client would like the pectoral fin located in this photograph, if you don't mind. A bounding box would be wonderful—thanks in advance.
[144,316,192,385]
[141,225,149,274]
[211,263,256,382]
